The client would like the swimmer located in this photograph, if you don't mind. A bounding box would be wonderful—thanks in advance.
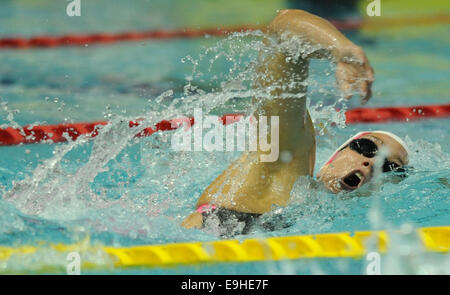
[181,9,409,235]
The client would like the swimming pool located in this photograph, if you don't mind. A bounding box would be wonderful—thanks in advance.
[0,0,449,274]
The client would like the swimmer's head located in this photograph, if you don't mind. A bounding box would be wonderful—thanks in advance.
[317,131,409,193]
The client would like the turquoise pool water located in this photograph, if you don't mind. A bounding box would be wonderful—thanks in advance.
[0,1,449,274]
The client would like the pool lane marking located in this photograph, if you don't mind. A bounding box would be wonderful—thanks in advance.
[1,103,449,146]
[0,226,448,271]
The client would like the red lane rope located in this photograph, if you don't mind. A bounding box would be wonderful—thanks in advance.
[0,20,362,49]
[2,14,449,50]
[0,104,448,146]
[345,104,450,124]
[0,26,266,49]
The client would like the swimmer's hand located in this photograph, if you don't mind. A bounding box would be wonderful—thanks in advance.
[269,10,374,104]
[180,212,203,229]
[336,45,374,104]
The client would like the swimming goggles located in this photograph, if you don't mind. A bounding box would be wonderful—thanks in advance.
[345,138,404,173]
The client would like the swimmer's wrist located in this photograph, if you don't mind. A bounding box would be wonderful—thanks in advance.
[335,43,363,63]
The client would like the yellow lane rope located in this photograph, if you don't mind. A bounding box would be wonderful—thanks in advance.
[0,226,448,271]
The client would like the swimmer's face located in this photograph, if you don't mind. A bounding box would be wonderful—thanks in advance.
[317,132,408,193]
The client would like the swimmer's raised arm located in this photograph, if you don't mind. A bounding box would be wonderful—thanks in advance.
[181,9,374,230]
[268,9,374,103]
[270,9,355,58]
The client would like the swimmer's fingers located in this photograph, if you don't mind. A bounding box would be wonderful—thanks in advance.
[359,63,374,104]
[336,62,358,100]
[359,76,373,105]
[336,45,374,104]
[336,60,374,104]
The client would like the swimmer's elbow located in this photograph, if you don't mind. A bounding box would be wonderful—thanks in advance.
[269,9,313,33]
[274,9,310,19]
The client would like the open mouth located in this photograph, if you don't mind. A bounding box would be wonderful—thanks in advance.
[340,170,364,191]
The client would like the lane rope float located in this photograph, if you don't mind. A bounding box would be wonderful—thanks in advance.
[0,226,448,272]
[1,14,448,50]
[0,103,449,146]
